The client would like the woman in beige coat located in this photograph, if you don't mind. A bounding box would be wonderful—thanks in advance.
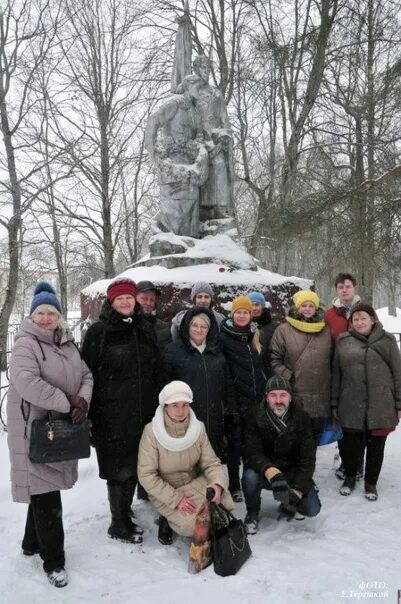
[7,282,93,588]
[138,380,234,546]
[270,290,332,441]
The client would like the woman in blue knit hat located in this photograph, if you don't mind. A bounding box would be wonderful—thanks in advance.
[7,282,93,588]
[248,291,278,379]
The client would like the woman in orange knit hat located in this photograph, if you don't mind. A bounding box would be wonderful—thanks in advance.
[219,295,266,501]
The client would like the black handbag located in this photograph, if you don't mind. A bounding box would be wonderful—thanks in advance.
[21,401,90,464]
[209,502,252,577]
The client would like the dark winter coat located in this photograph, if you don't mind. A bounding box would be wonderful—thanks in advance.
[270,308,332,419]
[243,400,316,494]
[142,314,171,352]
[81,300,162,480]
[253,308,278,379]
[331,323,401,430]
[162,307,236,461]
[219,318,266,417]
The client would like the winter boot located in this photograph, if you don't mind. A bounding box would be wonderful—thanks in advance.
[122,480,144,535]
[335,464,346,480]
[364,482,378,501]
[244,513,259,535]
[230,489,243,503]
[107,483,143,544]
[339,476,356,496]
[46,567,68,588]
[158,516,173,545]
[136,483,149,501]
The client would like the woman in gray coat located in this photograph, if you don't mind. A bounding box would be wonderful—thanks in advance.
[331,302,401,500]
[7,282,93,588]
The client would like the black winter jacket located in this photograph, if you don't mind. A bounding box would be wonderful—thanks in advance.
[142,313,172,352]
[243,401,316,494]
[162,307,237,461]
[81,301,162,480]
[219,318,266,417]
[253,308,278,379]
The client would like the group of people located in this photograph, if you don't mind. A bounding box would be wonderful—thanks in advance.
[6,273,401,587]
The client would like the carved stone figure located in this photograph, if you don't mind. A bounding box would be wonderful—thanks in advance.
[193,55,234,220]
[145,75,209,237]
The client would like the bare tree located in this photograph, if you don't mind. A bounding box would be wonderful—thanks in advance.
[0,0,58,367]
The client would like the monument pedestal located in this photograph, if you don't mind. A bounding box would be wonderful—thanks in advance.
[81,222,312,323]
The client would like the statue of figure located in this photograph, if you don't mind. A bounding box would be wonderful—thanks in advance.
[193,55,234,220]
[145,75,209,237]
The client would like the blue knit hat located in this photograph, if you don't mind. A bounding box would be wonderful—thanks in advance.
[30,282,62,315]
[247,291,266,308]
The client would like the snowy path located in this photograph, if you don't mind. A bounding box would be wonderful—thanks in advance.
[0,429,400,604]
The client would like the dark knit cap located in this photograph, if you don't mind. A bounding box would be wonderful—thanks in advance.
[349,302,376,320]
[136,280,161,296]
[30,282,62,315]
[265,376,292,395]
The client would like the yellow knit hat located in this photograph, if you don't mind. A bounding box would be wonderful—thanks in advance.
[293,290,320,309]
[231,295,253,316]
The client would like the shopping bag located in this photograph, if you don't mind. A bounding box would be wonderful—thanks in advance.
[317,418,343,447]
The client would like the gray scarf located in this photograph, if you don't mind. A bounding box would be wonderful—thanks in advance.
[265,406,289,435]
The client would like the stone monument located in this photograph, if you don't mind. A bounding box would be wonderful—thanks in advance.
[145,6,234,238]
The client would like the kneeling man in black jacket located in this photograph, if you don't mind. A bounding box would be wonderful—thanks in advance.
[242,376,321,534]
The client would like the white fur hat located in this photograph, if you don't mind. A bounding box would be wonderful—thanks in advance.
[158,381,193,407]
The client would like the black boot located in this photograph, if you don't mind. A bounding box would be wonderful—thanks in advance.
[122,480,143,535]
[107,483,143,544]
[158,516,173,545]
[136,482,149,501]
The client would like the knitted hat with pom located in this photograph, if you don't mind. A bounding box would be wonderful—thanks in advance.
[30,282,62,315]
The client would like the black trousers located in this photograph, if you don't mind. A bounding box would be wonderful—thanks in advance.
[342,431,387,485]
[22,491,65,572]
[225,416,243,492]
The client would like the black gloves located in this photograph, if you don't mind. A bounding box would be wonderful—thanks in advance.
[270,473,291,504]
[277,490,302,521]
[69,394,89,424]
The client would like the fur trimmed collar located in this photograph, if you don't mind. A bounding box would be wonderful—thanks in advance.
[152,406,202,451]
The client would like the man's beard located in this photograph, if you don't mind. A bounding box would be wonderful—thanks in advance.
[272,405,288,417]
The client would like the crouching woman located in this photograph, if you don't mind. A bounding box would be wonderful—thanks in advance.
[138,381,234,545]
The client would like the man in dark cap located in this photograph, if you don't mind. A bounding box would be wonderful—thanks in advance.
[136,281,171,352]
[242,376,321,534]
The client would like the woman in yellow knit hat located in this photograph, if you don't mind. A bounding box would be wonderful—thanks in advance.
[219,295,266,501]
[270,290,332,442]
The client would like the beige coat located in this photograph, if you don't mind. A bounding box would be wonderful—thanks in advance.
[138,413,234,536]
[270,321,332,418]
[7,319,93,503]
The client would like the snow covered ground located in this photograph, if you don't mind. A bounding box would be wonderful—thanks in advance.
[0,306,400,603]
[1,430,400,604]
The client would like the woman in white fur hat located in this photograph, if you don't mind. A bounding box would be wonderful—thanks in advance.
[137,381,234,545]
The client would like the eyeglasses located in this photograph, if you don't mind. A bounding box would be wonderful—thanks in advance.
[190,323,209,330]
